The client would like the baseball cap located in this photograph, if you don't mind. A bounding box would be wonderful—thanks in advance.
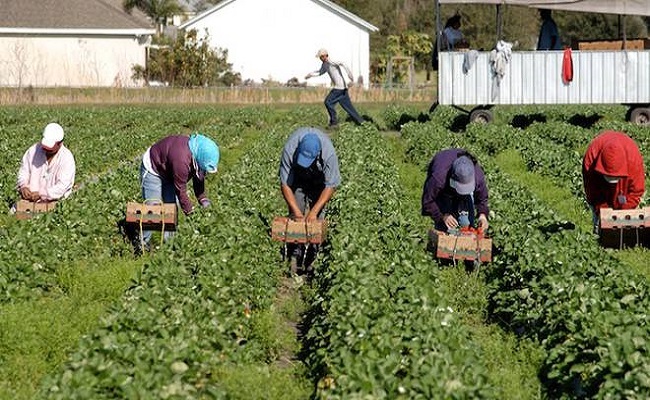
[316,48,328,58]
[450,156,476,195]
[296,133,321,168]
[41,123,64,149]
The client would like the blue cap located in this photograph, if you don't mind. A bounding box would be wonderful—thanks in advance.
[188,133,220,173]
[296,133,321,168]
[450,156,475,195]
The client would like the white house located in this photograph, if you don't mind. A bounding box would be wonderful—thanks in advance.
[179,0,379,88]
[0,0,155,88]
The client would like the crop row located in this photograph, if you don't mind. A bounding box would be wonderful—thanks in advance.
[304,124,496,398]
[401,118,650,399]
[39,123,292,398]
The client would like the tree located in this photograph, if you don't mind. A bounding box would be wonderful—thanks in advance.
[132,29,241,87]
[122,0,184,33]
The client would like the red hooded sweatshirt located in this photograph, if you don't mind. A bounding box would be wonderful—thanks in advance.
[582,131,645,211]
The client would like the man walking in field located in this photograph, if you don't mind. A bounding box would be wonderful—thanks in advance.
[279,127,340,274]
[305,48,365,129]
[17,122,76,203]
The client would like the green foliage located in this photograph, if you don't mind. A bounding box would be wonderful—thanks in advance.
[132,29,241,87]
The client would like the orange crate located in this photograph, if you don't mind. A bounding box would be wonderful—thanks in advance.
[271,217,327,244]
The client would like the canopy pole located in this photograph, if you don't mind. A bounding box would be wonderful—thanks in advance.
[496,4,503,41]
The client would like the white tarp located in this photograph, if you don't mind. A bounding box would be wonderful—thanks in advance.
[437,0,650,16]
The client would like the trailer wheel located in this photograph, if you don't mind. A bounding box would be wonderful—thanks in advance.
[629,107,650,126]
[469,109,493,124]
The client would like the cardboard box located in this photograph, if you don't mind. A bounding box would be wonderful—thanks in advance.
[15,200,56,220]
[125,202,177,231]
[271,217,327,244]
[428,229,492,263]
[599,207,650,248]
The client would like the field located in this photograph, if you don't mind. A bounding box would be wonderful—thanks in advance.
[0,102,649,399]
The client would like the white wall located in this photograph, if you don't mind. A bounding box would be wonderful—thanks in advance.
[187,0,372,88]
[0,36,148,87]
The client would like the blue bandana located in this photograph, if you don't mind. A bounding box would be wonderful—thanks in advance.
[188,133,220,173]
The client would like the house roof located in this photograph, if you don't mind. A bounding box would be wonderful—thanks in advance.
[0,0,155,33]
[180,0,379,32]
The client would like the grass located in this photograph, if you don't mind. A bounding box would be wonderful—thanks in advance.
[0,258,142,400]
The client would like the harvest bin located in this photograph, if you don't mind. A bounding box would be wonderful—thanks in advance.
[15,199,56,220]
[271,217,327,244]
[427,229,492,263]
[598,207,650,249]
[125,202,177,231]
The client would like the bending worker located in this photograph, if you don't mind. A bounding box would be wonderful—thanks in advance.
[582,130,645,231]
[421,148,489,232]
[17,122,76,203]
[279,127,340,273]
[138,133,219,250]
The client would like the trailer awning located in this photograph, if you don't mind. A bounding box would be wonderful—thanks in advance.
[437,0,650,17]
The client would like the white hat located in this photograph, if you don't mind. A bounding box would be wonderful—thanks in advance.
[316,48,328,57]
[41,123,64,149]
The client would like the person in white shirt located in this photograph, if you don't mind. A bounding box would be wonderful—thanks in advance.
[17,122,76,203]
[305,48,364,129]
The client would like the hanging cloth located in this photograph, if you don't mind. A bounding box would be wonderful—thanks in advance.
[562,47,573,85]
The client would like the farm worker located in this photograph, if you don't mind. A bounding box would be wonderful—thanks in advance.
[138,133,219,248]
[305,48,365,129]
[442,14,469,50]
[582,130,645,231]
[279,127,340,273]
[17,122,76,202]
[537,9,562,50]
[421,149,489,232]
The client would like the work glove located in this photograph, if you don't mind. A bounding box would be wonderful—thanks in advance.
[200,198,211,208]
[617,195,627,205]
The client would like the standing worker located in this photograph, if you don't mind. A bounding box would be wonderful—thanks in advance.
[582,130,645,232]
[305,48,365,129]
[537,9,562,50]
[279,127,340,274]
[421,148,489,232]
[17,122,76,203]
[138,133,219,251]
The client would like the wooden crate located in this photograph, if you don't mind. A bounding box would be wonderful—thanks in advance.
[428,229,492,263]
[271,217,327,244]
[599,207,650,249]
[574,38,649,51]
[125,202,177,231]
[15,200,56,220]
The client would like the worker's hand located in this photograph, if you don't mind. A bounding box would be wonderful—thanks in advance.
[443,214,458,230]
[199,198,211,208]
[305,211,318,222]
[30,191,41,202]
[304,75,311,80]
[347,81,354,88]
[477,214,489,231]
[19,186,33,201]
[618,195,627,205]
[292,213,305,222]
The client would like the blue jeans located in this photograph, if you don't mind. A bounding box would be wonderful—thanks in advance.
[140,163,176,244]
[324,89,364,126]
